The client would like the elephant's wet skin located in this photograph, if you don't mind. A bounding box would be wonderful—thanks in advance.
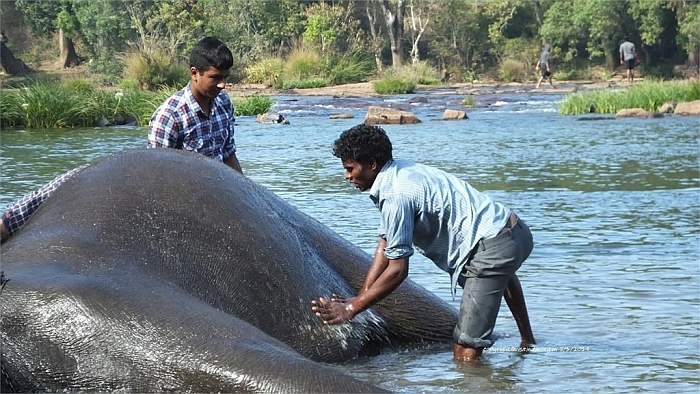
[0,148,457,393]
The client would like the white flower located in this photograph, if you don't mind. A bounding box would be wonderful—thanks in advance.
[21,103,29,109]
[115,91,124,99]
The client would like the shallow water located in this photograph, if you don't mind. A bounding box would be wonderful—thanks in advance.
[1,90,698,393]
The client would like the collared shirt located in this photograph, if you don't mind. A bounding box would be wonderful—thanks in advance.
[368,159,511,295]
[147,82,237,162]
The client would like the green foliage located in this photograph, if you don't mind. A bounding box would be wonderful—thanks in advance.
[372,78,416,95]
[0,81,178,128]
[283,47,325,80]
[553,68,592,81]
[303,10,337,52]
[675,1,700,54]
[233,94,273,116]
[327,54,375,85]
[279,78,329,90]
[558,79,700,114]
[462,95,476,108]
[61,78,95,94]
[5,82,84,128]
[123,51,188,90]
[379,63,440,85]
[244,57,285,86]
[498,59,528,82]
[0,89,24,128]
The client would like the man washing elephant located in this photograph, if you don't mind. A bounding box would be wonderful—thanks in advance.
[0,37,241,243]
[311,124,536,361]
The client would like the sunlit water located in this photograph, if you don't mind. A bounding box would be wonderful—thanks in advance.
[1,89,698,393]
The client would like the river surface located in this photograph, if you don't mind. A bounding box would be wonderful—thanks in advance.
[1,89,698,393]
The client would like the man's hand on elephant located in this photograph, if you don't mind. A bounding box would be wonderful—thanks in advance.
[311,296,356,325]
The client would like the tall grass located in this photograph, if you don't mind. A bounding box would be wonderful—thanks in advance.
[372,78,416,94]
[0,80,272,128]
[326,54,374,85]
[284,47,325,80]
[379,63,440,85]
[12,82,86,128]
[558,79,700,115]
[499,59,528,82]
[244,57,284,86]
[233,95,273,116]
[123,51,189,90]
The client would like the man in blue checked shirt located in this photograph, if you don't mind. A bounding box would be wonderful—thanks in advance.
[311,124,536,362]
[148,36,242,174]
[1,37,242,243]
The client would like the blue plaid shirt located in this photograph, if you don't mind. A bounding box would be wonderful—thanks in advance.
[368,159,511,295]
[148,83,237,162]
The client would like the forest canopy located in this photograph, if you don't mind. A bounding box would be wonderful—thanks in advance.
[2,0,698,83]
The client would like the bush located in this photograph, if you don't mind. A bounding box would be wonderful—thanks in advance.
[284,47,325,80]
[462,95,476,108]
[123,51,188,90]
[0,89,23,127]
[10,82,85,128]
[244,57,284,86]
[326,55,374,85]
[233,95,273,116]
[380,63,440,85]
[498,59,528,82]
[372,78,416,94]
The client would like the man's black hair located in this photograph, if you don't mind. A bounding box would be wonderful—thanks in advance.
[332,124,393,166]
[189,37,233,72]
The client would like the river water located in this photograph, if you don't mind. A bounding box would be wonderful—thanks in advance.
[1,88,698,393]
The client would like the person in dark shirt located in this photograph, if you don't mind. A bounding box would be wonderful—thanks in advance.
[535,44,555,89]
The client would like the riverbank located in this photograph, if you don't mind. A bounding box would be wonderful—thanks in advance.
[226,79,634,98]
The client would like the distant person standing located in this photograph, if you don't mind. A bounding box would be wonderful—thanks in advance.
[619,35,638,83]
[535,44,554,89]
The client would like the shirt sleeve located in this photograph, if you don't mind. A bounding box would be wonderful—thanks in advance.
[380,194,415,259]
[148,103,180,148]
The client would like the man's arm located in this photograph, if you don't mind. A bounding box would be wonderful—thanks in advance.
[311,237,409,325]
[224,153,243,174]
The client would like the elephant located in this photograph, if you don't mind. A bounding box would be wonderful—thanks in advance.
[0,148,458,393]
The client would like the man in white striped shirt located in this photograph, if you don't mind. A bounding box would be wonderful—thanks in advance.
[311,124,536,362]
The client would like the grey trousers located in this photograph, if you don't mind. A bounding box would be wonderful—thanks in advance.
[454,219,533,348]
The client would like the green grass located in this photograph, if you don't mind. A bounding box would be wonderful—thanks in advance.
[280,78,329,90]
[233,95,273,116]
[558,79,700,115]
[462,95,476,108]
[372,78,416,94]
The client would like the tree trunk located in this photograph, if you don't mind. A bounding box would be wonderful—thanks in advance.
[0,41,30,75]
[380,0,405,68]
[59,29,79,69]
[366,1,384,71]
[408,0,430,65]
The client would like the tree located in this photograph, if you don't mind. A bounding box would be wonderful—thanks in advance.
[540,0,630,69]
[406,0,432,64]
[429,0,490,76]
[199,0,306,59]
[379,0,405,67]
[365,0,386,71]
[672,0,700,66]
[15,0,79,68]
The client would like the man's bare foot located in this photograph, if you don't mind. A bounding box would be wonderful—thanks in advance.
[453,343,483,362]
